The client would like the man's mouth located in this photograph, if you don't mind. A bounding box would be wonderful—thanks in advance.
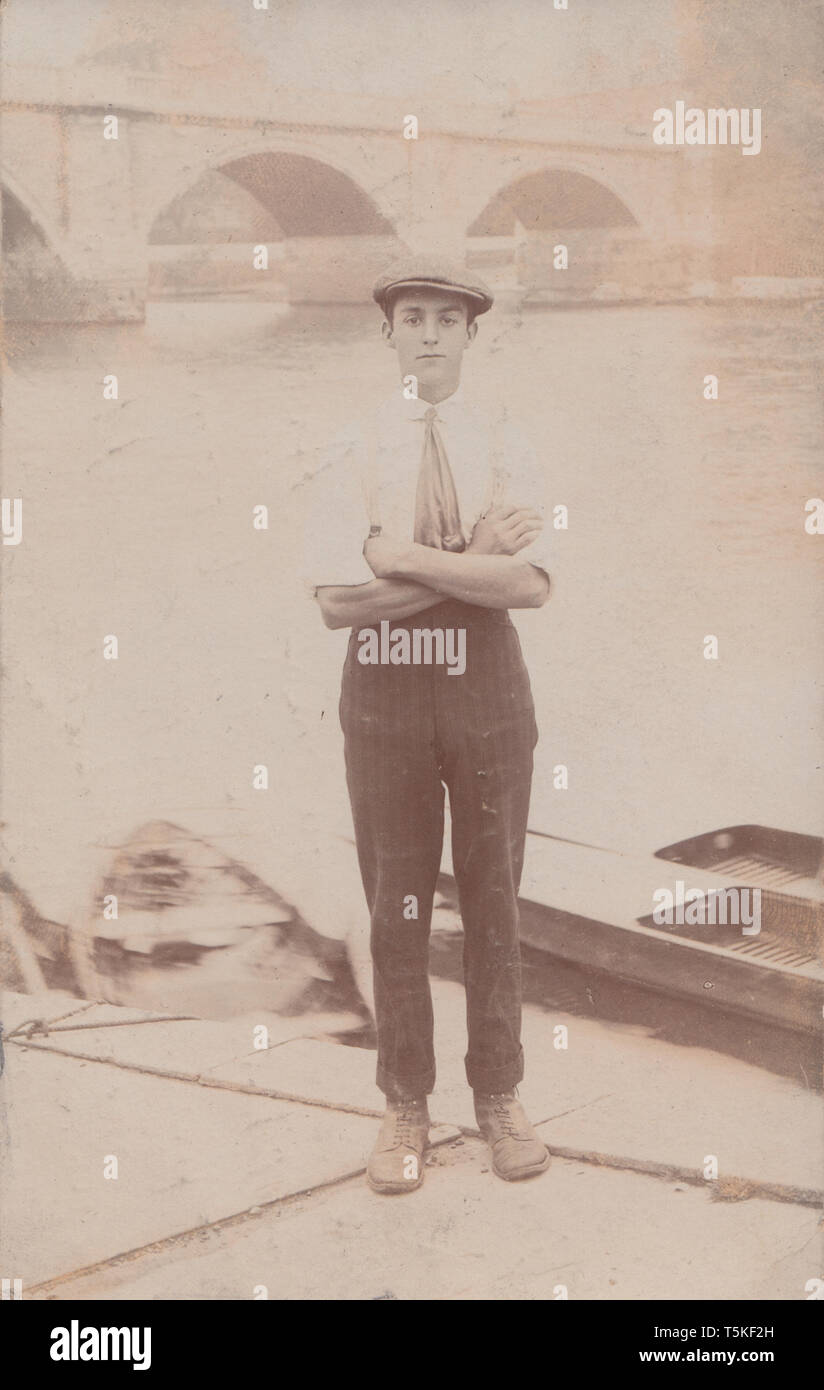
[417,354,445,359]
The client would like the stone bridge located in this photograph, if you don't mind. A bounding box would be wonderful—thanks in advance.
[2,61,718,320]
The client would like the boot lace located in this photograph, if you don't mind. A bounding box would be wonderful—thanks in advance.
[489,1091,520,1138]
[390,1102,425,1148]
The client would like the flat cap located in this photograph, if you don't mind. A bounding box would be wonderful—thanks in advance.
[372,256,494,316]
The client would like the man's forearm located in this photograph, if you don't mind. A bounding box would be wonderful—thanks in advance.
[396,544,549,609]
[316,577,443,630]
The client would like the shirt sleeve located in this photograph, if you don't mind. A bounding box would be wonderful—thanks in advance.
[299,425,375,596]
[495,421,551,573]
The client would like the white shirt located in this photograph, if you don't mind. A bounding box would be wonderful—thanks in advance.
[301,380,550,594]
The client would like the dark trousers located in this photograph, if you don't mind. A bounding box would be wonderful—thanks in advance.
[339,598,539,1099]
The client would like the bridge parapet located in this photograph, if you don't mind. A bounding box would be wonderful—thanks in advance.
[2,62,663,153]
[0,63,730,322]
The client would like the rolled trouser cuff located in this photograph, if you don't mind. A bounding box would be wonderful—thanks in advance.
[377,1060,436,1101]
[466,1044,524,1095]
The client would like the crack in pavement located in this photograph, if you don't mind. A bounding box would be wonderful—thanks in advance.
[9,1041,822,1223]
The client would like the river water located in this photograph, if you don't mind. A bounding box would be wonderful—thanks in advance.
[2,298,822,925]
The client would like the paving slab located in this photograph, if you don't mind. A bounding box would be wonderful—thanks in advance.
[1,989,88,1032]
[205,981,607,1128]
[537,1078,822,1199]
[207,1032,383,1110]
[204,978,823,1199]
[0,1045,377,1288]
[3,971,820,1303]
[430,983,823,1196]
[29,1144,823,1302]
[8,1007,365,1083]
[520,1004,823,1196]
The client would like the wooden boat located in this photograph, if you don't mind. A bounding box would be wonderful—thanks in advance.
[499,823,823,1033]
[3,814,821,1035]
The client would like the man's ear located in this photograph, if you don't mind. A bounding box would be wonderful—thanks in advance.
[465,320,478,346]
[381,319,396,348]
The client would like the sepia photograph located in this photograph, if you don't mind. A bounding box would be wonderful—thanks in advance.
[0,0,822,1329]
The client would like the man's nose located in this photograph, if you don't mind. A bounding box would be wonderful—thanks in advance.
[422,317,440,343]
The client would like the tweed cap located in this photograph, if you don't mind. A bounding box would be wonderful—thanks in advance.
[372,256,494,316]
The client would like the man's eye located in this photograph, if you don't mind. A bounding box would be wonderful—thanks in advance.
[405,316,420,325]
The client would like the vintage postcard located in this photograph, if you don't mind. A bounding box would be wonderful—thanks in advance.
[0,0,822,1334]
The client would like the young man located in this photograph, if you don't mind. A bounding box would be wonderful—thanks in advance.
[303,256,551,1193]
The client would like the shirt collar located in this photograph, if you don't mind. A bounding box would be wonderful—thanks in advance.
[392,380,466,421]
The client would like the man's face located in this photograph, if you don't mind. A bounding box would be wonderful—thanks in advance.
[381,290,477,396]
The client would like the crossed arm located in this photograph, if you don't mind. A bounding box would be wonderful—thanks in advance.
[315,506,550,630]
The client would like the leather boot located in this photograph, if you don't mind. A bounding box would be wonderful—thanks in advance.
[367,1096,430,1194]
[474,1088,550,1181]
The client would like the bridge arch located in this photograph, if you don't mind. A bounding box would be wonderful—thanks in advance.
[139,132,401,244]
[1,166,66,256]
[467,162,641,238]
[463,158,655,303]
[148,150,396,244]
[144,140,404,304]
[1,174,80,321]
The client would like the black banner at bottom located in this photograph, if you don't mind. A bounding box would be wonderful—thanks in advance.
[5,1297,819,1374]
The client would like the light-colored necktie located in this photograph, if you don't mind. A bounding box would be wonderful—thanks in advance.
[413,406,466,552]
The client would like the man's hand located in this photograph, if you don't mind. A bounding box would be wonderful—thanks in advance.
[468,504,543,556]
[363,533,414,578]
